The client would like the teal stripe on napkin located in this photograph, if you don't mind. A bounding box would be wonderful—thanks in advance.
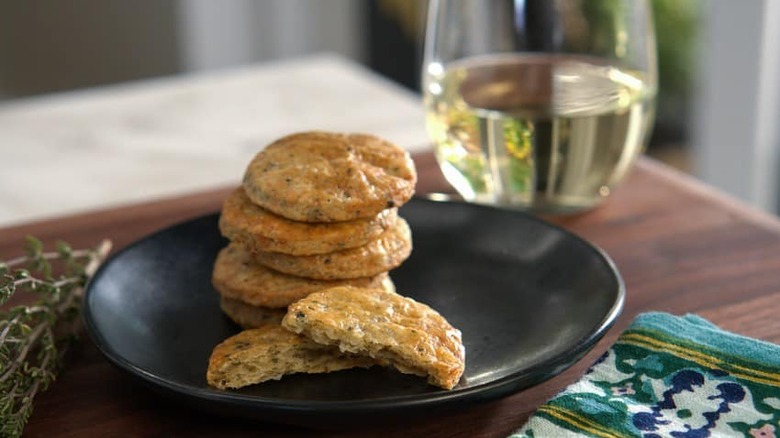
[511,312,780,437]
[635,313,780,371]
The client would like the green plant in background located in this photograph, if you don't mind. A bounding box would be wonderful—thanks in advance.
[458,153,489,194]
[0,238,110,438]
[505,119,534,193]
[651,0,699,137]
[580,0,700,141]
[579,0,628,59]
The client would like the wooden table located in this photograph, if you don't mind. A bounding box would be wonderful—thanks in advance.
[4,153,780,438]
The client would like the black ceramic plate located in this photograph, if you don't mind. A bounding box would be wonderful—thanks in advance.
[83,198,624,426]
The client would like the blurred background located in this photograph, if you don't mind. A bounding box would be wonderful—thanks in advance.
[1,0,779,214]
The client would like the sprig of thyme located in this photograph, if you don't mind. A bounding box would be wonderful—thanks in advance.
[0,237,111,438]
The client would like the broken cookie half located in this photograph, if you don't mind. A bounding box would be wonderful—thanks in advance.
[282,286,465,390]
[206,324,374,389]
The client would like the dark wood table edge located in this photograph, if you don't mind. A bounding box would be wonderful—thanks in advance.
[2,154,778,250]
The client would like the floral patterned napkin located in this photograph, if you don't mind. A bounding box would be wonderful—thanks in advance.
[511,312,780,438]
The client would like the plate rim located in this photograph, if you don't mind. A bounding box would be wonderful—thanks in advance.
[83,198,625,416]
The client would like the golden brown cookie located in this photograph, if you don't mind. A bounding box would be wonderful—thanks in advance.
[282,286,465,390]
[212,244,396,308]
[242,131,417,222]
[206,325,375,389]
[219,188,398,256]
[219,296,286,329]
[251,217,412,280]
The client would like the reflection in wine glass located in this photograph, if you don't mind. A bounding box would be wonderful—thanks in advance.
[422,0,657,214]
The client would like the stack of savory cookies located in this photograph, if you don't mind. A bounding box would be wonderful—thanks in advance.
[212,131,417,329]
[207,131,465,391]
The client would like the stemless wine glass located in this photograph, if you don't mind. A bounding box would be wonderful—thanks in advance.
[422,0,657,214]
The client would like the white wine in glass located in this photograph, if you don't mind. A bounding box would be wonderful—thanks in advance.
[423,0,657,213]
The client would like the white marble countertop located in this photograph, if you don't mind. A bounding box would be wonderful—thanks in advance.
[0,54,431,227]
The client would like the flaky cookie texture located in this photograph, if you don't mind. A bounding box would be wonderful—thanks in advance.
[219,296,286,329]
[206,325,374,389]
[242,131,417,222]
[212,244,395,308]
[220,188,398,256]
[282,286,465,390]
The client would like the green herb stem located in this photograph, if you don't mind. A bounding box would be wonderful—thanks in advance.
[0,238,111,438]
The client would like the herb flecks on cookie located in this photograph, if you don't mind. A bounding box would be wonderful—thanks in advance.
[242,131,417,222]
